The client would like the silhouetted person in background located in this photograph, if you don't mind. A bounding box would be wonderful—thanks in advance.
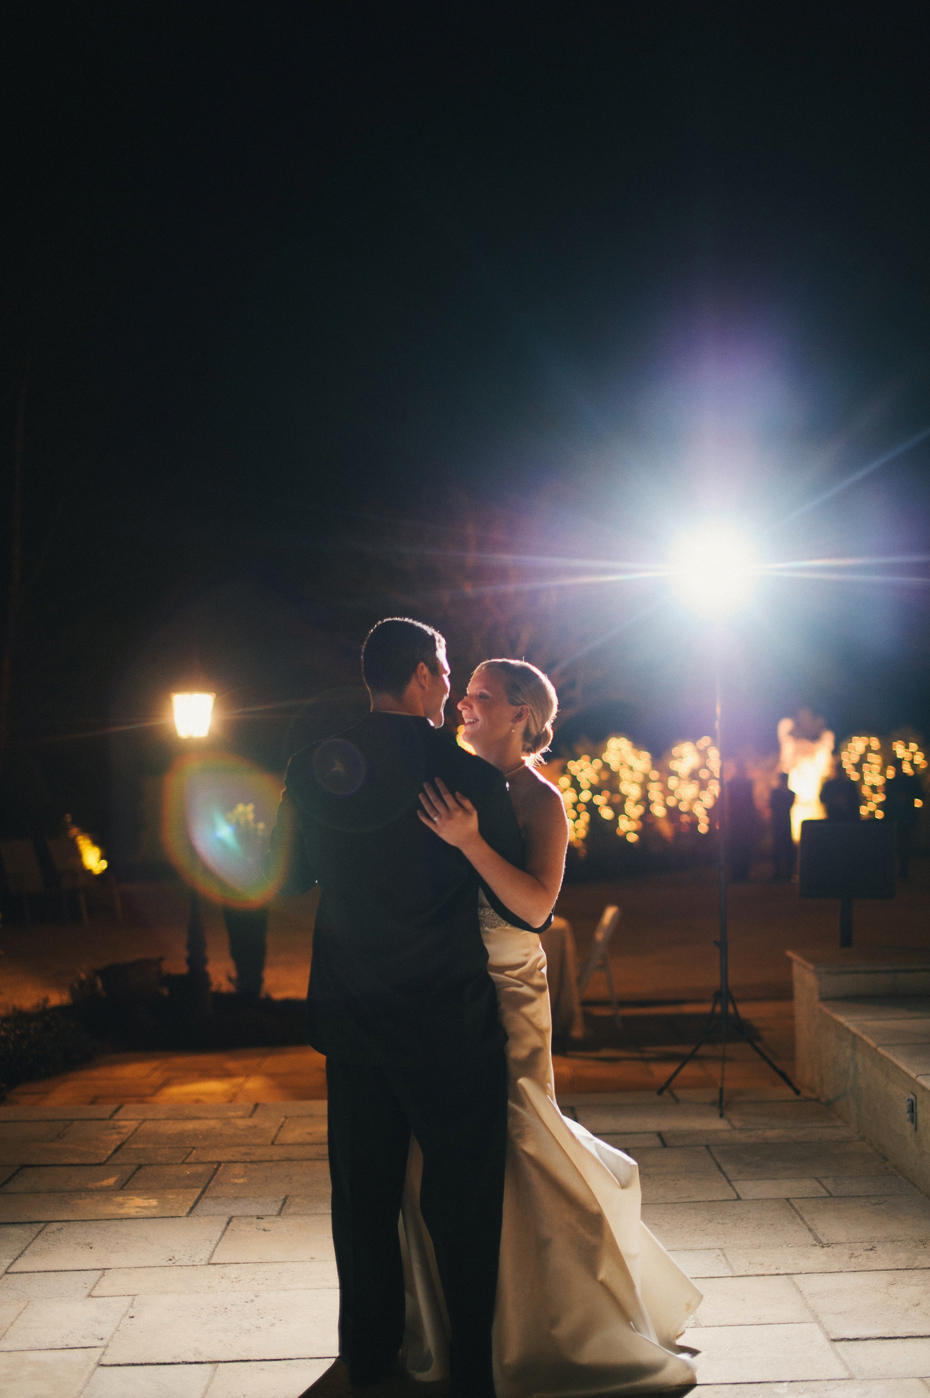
[770,772,796,883]
[217,802,272,1001]
[726,758,757,882]
[221,903,268,1001]
[885,760,923,880]
[820,770,861,822]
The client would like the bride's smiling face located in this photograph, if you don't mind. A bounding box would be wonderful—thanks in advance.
[458,667,526,755]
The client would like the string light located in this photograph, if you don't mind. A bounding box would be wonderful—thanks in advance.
[557,734,718,852]
[840,735,927,818]
[662,738,720,838]
[559,727,926,855]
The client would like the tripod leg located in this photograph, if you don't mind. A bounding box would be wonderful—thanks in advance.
[727,991,802,1095]
[741,1029,802,1094]
[718,982,729,1118]
[718,1034,727,1116]
[657,994,721,1096]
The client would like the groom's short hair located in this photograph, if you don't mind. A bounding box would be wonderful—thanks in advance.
[362,617,446,697]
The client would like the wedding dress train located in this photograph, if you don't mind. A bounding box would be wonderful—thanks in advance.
[399,904,700,1395]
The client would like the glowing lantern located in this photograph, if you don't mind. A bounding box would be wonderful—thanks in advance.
[172,692,215,739]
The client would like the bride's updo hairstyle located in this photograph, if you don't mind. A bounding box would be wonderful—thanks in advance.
[475,659,558,767]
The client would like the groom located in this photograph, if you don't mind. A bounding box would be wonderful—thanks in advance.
[275,618,546,1398]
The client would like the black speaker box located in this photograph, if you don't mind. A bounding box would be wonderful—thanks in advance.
[798,819,896,901]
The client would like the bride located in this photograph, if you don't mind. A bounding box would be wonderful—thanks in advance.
[407,658,700,1396]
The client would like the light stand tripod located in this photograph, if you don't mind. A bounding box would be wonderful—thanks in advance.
[657,646,800,1116]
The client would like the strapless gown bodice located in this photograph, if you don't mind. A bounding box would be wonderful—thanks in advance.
[399,903,700,1395]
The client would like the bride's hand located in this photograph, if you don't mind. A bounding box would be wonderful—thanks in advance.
[418,778,480,850]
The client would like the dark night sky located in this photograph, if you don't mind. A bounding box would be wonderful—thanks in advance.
[2,2,930,831]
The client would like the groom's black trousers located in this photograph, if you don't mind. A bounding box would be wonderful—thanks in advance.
[326,1048,509,1397]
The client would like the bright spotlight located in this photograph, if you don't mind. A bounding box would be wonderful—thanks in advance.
[668,523,759,617]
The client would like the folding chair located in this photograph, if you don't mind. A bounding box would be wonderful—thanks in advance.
[46,838,90,925]
[577,904,623,1030]
[0,839,52,925]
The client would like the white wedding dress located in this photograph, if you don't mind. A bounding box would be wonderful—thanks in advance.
[399,901,701,1395]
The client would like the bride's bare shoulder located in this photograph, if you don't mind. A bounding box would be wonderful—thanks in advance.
[524,766,561,795]
[522,768,568,821]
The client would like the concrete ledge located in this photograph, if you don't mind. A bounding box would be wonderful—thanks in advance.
[790,951,930,1196]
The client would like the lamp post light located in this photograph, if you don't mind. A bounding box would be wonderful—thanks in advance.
[172,692,215,740]
[171,691,215,1016]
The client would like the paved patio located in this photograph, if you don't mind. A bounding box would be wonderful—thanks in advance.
[1,1091,929,1396]
[5,861,930,1017]
[1,994,796,1105]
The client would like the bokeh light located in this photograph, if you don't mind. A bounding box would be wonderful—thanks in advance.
[558,736,652,847]
[65,817,108,875]
[556,734,718,852]
[162,751,291,907]
[840,733,927,819]
[658,738,720,839]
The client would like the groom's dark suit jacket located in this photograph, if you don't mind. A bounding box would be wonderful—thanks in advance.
[277,711,547,1068]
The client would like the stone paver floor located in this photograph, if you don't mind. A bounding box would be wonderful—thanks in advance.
[1,997,797,1105]
[0,1090,929,1396]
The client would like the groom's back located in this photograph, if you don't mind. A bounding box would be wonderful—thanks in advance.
[284,711,521,1066]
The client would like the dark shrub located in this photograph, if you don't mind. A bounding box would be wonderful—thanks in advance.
[0,1007,98,1100]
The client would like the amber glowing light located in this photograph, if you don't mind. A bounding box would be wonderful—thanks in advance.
[172,692,215,739]
[66,819,108,875]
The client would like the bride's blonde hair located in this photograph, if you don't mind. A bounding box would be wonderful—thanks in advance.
[474,659,558,767]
